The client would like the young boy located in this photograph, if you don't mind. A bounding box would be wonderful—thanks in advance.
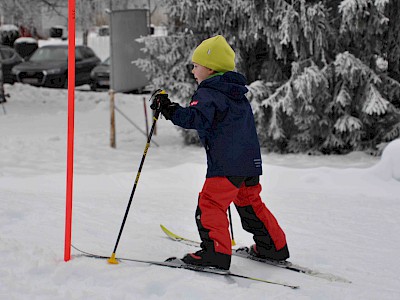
[156,35,289,270]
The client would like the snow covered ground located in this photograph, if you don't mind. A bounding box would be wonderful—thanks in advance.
[1,83,400,299]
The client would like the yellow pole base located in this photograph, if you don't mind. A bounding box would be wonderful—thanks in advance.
[108,253,119,264]
[231,239,236,246]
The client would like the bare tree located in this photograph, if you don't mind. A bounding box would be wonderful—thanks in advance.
[0,0,67,38]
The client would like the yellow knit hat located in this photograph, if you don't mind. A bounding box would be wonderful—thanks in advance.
[192,35,235,72]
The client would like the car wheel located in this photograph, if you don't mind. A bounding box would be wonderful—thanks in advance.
[90,82,98,91]
[61,75,68,89]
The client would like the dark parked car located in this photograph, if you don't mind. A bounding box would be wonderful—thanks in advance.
[0,45,24,83]
[14,37,38,59]
[90,56,110,91]
[0,24,20,47]
[98,26,109,36]
[12,44,101,88]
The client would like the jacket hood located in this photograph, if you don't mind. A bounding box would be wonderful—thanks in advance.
[199,71,248,100]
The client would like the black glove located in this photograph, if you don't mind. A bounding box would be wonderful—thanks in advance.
[151,93,179,120]
[150,93,170,111]
[161,102,180,120]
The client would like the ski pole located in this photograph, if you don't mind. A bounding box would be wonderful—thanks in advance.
[108,90,165,264]
[228,206,236,246]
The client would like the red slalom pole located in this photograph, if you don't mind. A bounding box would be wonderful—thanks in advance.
[65,0,76,262]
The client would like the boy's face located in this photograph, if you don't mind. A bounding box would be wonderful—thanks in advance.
[191,63,215,84]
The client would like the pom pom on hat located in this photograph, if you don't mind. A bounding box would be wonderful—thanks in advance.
[191,35,235,73]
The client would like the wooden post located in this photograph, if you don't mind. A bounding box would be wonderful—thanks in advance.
[0,62,7,114]
[0,63,6,101]
[110,90,116,148]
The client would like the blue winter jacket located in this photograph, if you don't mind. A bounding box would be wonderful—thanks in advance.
[171,71,262,178]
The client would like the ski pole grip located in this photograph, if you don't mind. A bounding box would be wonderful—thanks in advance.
[150,90,168,111]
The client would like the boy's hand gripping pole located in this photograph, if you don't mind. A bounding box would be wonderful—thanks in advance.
[108,90,166,264]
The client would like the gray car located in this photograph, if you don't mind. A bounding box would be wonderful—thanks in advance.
[12,44,100,88]
[90,57,110,91]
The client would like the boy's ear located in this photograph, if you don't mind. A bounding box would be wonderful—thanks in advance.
[207,68,216,75]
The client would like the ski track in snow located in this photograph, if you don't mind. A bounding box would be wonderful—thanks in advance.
[1,83,400,299]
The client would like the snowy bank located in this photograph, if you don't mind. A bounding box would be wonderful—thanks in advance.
[0,84,399,299]
[371,139,400,181]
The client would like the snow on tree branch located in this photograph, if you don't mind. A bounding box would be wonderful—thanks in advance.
[334,115,362,133]
[363,84,390,115]
[334,52,381,87]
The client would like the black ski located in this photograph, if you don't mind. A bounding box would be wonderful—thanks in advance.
[71,245,299,289]
[160,224,351,283]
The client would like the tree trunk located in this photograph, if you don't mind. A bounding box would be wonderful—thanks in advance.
[83,29,88,46]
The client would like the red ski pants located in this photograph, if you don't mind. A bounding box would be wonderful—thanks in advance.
[197,177,287,255]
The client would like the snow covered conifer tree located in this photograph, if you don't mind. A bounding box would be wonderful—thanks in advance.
[137,0,400,153]
[248,0,400,154]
